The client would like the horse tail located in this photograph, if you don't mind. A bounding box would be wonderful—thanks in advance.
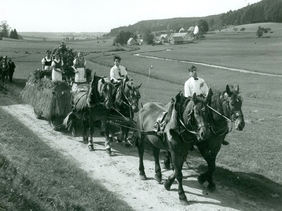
[63,112,75,131]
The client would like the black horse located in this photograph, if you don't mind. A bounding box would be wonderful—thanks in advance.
[164,85,245,191]
[108,76,142,146]
[197,84,245,190]
[63,73,114,153]
[134,90,211,204]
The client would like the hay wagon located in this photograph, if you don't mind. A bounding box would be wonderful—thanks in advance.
[21,70,72,130]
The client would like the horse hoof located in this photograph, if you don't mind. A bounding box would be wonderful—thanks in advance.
[164,180,171,191]
[139,174,147,180]
[198,175,206,185]
[154,174,162,184]
[117,138,123,143]
[88,145,94,151]
[106,148,112,155]
[207,183,216,192]
[180,198,189,206]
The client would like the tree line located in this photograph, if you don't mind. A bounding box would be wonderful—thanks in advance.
[0,21,19,40]
[108,0,282,37]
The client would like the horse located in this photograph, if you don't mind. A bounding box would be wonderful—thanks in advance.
[164,84,245,191]
[196,84,245,190]
[0,58,9,90]
[108,76,141,146]
[63,73,114,153]
[134,90,212,204]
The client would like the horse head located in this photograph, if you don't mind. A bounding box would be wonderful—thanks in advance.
[87,75,114,109]
[121,77,141,113]
[177,90,211,141]
[225,85,245,131]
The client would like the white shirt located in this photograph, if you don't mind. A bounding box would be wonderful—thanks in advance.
[193,25,199,35]
[110,65,127,82]
[184,77,209,97]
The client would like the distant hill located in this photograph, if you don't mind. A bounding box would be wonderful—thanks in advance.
[19,32,106,42]
[108,0,282,36]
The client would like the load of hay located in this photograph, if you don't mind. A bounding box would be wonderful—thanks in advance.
[20,70,72,121]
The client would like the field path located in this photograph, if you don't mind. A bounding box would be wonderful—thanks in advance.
[0,83,277,211]
[134,53,282,77]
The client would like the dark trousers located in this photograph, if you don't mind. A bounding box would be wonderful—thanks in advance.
[9,71,14,82]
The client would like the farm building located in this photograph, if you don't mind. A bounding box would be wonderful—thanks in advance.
[127,38,137,46]
[156,34,169,44]
[169,33,193,44]
[179,27,185,33]
[187,26,195,33]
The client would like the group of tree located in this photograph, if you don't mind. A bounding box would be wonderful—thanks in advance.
[256,26,272,38]
[113,29,155,46]
[113,31,136,45]
[108,0,281,37]
[0,20,19,40]
[217,0,282,27]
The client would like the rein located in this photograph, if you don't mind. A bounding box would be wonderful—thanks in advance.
[207,104,234,134]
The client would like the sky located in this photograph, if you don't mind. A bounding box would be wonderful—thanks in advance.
[1,0,261,33]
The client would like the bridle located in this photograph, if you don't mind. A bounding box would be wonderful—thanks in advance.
[207,92,243,134]
[178,100,207,137]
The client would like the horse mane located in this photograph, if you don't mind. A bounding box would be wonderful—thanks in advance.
[87,73,106,105]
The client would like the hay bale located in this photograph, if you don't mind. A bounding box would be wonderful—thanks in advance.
[21,70,72,120]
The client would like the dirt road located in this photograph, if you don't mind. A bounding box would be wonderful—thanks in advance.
[0,82,278,211]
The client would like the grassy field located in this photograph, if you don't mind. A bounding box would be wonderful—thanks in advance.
[1,22,282,209]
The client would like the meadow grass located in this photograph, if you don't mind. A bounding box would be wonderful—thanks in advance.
[0,109,134,211]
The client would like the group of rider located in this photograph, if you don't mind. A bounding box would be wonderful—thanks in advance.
[0,56,16,87]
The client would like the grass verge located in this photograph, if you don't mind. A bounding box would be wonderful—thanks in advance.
[0,109,133,211]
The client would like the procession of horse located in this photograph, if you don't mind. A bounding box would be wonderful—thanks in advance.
[19,44,245,204]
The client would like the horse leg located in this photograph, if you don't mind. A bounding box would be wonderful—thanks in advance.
[124,126,131,147]
[137,134,147,180]
[88,117,95,151]
[82,115,93,151]
[163,151,173,170]
[165,150,188,205]
[197,145,220,191]
[152,145,162,183]
[104,120,112,155]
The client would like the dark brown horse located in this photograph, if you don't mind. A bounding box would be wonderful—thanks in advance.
[63,73,114,153]
[0,57,9,90]
[196,84,245,190]
[108,77,142,146]
[134,90,211,204]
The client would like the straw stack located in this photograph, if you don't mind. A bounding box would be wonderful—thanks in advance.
[21,70,72,120]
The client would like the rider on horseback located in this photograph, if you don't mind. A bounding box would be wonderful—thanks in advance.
[184,65,229,145]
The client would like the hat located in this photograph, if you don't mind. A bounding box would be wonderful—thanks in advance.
[188,65,197,72]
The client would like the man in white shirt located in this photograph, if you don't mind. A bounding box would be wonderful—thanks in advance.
[110,55,127,83]
[184,65,209,98]
[184,65,229,145]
